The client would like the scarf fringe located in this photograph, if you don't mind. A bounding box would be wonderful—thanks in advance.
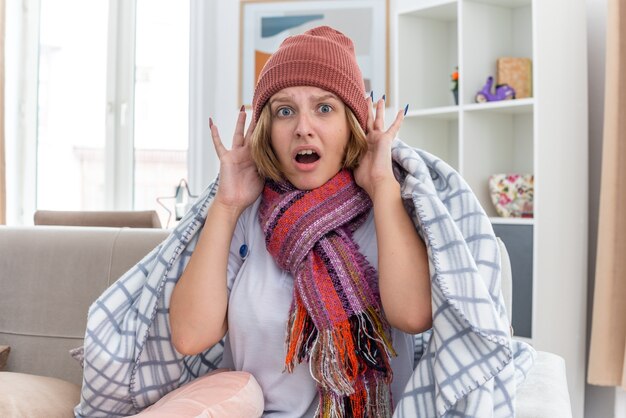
[285,297,397,396]
[315,373,393,418]
[309,323,360,395]
[285,295,318,371]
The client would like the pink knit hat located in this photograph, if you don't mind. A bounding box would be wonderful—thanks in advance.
[252,26,369,131]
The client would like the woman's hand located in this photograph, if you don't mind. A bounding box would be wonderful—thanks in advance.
[354,98,404,200]
[172,108,261,355]
[355,99,432,334]
[210,107,264,213]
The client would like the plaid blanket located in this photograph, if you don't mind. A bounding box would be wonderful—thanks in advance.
[75,140,535,418]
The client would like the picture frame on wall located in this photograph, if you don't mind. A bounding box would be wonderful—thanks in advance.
[239,0,389,108]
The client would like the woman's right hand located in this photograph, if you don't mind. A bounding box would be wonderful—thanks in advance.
[172,107,261,355]
[210,107,264,213]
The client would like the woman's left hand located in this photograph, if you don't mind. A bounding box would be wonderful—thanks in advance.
[354,97,404,200]
[355,99,432,334]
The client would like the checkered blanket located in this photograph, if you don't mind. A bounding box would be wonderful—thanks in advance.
[74,140,535,418]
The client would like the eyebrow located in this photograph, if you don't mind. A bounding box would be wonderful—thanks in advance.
[269,93,341,107]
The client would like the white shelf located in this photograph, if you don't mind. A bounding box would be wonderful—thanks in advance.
[406,106,459,120]
[398,1,457,20]
[463,98,534,114]
[470,0,531,8]
[396,2,458,110]
[399,117,459,169]
[394,1,589,414]
[490,217,534,225]
[461,1,532,105]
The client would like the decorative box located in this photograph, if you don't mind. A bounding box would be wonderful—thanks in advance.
[497,57,532,99]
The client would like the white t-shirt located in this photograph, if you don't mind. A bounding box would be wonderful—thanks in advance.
[220,196,415,417]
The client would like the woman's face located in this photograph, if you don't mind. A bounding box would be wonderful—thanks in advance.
[269,86,350,190]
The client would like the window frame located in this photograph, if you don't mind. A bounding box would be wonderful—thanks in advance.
[106,0,136,210]
[7,0,212,224]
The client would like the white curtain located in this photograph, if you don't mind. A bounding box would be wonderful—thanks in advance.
[587,0,626,388]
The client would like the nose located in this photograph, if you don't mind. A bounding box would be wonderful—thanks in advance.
[294,113,313,138]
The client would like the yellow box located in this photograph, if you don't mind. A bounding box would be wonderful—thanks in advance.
[497,57,532,99]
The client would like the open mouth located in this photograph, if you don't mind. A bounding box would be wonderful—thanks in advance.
[295,150,320,164]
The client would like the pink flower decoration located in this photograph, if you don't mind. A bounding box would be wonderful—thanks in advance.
[488,173,534,218]
[498,194,512,205]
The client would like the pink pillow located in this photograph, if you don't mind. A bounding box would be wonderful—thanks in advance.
[131,370,264,418]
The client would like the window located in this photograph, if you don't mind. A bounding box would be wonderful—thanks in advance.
[35,0,190,226]
[36,0,108,210]
[133,0,189,225]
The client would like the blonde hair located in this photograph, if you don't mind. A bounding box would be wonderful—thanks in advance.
[250,105,368,182]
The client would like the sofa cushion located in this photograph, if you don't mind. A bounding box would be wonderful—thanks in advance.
[130,370,264,418]
[0,372,80,418]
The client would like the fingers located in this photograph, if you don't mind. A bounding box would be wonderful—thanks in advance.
[232,106,247,148]
[386,109,405,139]
[367,94,388,132]
[367,95,406,138]
[366,96,375,133]
[373,97,385,131]
[209,118,227,158]
[244,116,257,145]
[213,106,256,157]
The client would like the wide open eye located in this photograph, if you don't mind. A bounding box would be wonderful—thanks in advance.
[277,107,293,117]
[318,104,332,113]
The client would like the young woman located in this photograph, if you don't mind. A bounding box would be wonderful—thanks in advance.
[169,26,432,417]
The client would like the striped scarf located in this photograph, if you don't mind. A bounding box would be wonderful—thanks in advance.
[259,169,396,418]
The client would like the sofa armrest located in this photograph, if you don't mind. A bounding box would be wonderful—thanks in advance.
[516,351,572,418]
[0,226,168,385]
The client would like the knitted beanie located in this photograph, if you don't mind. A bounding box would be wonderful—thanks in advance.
[252,26,369,131]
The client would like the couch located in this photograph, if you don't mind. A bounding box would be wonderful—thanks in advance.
[0,226,572,417]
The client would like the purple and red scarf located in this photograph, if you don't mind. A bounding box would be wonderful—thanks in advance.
[259,169,396,418]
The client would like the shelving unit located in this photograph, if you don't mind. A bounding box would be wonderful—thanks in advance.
[392,0,588,415]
